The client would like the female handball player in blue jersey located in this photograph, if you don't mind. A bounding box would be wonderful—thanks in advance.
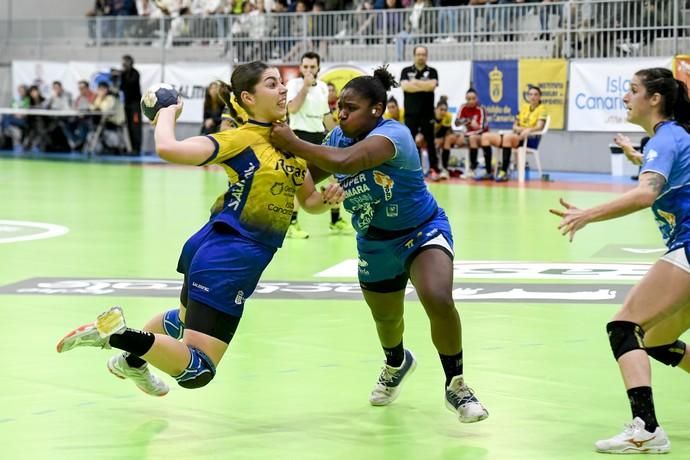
[270,66,488,423]
[551,67,690,454]
[56,62,344,394]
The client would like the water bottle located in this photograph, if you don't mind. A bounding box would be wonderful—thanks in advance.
[525,162,530,181]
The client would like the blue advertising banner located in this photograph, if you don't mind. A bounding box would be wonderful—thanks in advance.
[472,60,518,129]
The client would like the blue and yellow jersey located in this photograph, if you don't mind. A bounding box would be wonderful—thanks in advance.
[640,121,690,250]
[326,119,437,235]
[202,120,308,248]
[517,103,547,129]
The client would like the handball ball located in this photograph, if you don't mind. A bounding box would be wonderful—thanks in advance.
[141,83,180,122]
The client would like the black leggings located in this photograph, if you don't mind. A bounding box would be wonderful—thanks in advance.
[180,283,241,344]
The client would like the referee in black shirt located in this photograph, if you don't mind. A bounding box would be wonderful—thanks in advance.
[400,46,439,179]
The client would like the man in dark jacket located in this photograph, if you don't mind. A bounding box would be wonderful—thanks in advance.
[115,54,142,153]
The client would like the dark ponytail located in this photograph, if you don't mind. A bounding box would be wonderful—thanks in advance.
[636,67,690,129]
[673,79,690,127]
[343,65,399,107]
[215,79,247,126]
[226,60,269,121]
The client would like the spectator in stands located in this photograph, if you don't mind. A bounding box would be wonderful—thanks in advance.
[454,88,492,179]
[553,0,592,57]
[1,85,30,152]
[112,55,142,153]
[247,0,269,60]
[327,82,339,121]
[408,0,429,42]
[400,45,440,179]
[190,0,224,42]
[355,0,377,45]
[109,0,139,40]
[438,0,468,40]
[136,0,164,41]
[481,85,547,182]
[383,96,405,123]
[158,0,193,48]
[538,0,559,40]
[45,81,73,111]
[285,51,345,238]
[44,81,75,152]
[86,0,109,44]
[74,81,96,110]
[310,1,328,56]
[416,96,454,179]
[270,0,292,59]
[91,81,128,153]
[68,81,97,152]
[200,81,224,135]
[23,86,47,152]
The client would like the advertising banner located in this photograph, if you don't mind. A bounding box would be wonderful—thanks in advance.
[518,59,567,130]
[472,60,519,129]
[567,58,672,132]
[163,62,231,123]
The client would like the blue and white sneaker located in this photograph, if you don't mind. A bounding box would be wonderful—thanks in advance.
[369,349,417,406]
[445,375,489,423]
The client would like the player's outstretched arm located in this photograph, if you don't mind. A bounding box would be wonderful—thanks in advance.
[613,133,644,166]
[154,105,216,166]
[271,122,395,174]
[549,172,664,242]
[296,171,344,214]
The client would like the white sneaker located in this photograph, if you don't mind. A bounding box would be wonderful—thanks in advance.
[445,375,489,423]
[369,349,417,406]
[439,169,450,180]
[107,353,169,397]
[595,417,670,454]
[56,306,127,353]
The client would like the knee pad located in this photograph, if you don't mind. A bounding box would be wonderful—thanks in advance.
[175,346,216,389]
[647,340,686,367]
[606,321,645,360]
[162,309,185,339]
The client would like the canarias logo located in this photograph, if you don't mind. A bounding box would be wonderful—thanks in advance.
[373,170,394,201]
[321,65,367,94]
[489,66,503,103]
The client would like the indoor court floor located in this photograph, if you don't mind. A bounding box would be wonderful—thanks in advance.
[1,158,689,460]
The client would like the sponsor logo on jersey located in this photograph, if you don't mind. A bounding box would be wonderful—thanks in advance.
[267,203,294,215]
[373,170,394,201]
[275,158,306,186]
[386,205,398,217]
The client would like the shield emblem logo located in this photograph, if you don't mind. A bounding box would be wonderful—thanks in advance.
[270,182,284,195]
[489,66,503,103]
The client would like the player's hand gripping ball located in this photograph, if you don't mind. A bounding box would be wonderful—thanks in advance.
[141,83,182,123]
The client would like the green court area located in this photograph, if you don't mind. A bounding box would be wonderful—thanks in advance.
[1,159,688,460]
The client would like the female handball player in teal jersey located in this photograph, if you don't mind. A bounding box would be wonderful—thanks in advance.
[552,67,690,454]
[271,66,489,423]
